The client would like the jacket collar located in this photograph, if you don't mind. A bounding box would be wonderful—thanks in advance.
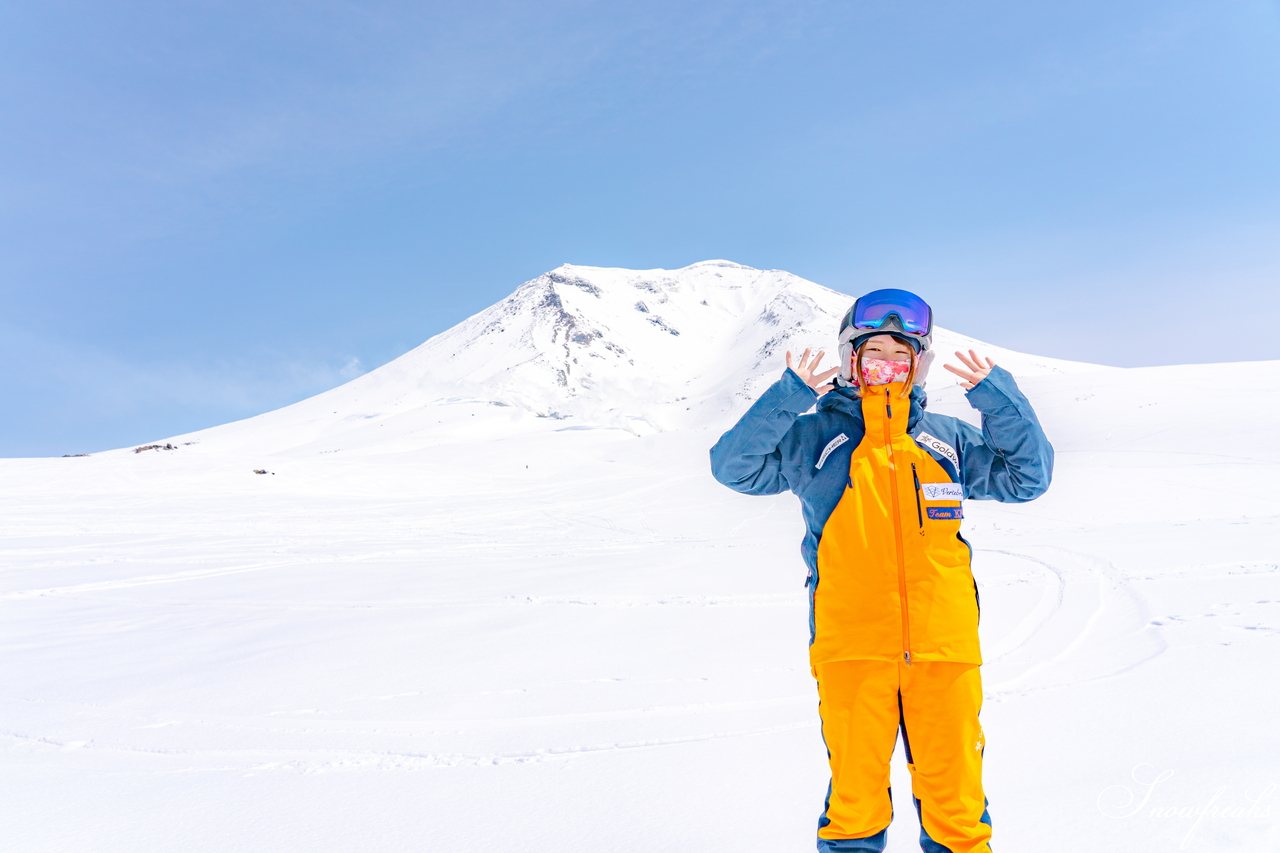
[817,383,929,431]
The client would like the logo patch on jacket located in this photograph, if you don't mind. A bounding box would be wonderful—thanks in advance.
[927,507,963,520]
[921,482,964,501]
[815,433,849,470]
[914,432,959,468]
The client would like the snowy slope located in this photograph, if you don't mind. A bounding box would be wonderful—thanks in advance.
[1,262,1276,853]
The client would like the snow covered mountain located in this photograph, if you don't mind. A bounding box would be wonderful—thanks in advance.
[187,260,1099,454]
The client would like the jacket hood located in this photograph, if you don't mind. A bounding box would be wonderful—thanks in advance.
[816,384,929,431]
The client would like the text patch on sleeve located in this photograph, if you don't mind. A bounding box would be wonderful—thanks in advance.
[815,433,849,470]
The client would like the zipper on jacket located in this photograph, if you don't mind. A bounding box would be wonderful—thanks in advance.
[911,463,924,530]
[883,387,913,666]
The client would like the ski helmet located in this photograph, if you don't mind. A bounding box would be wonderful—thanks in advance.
[837,288,934,384]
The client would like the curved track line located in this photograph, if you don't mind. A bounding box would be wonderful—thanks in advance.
[3,718,820,772]
[977,547,1167,698]
[974,549,1063,664]
[0,560,310,599]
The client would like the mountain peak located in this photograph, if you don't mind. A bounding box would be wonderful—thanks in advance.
[181,262,1103,453]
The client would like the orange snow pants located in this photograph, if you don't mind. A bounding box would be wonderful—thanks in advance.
[814,659,992,852]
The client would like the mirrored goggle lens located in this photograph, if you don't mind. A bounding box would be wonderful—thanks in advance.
[852,289,931,334]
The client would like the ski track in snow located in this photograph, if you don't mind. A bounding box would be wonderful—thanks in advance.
[3,718,824,773]
[976,548,1168,697]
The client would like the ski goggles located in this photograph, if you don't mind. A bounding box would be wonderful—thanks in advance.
[843,289,932,337]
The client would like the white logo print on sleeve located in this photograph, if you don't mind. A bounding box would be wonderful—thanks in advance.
[914,432,960,468]
[815,434,849,470]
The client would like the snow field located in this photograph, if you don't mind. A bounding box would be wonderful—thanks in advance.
[1,263,1277,852]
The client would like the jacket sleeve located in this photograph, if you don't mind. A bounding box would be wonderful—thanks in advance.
[954,365,1054,502]
[709,369,818,496]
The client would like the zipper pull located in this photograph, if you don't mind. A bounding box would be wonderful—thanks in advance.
[904,650,912,666]
[885,386,892,419]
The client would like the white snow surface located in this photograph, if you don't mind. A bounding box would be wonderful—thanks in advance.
[2,261,1277,852]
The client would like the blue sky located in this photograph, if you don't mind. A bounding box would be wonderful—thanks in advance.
[3,0,1278,457]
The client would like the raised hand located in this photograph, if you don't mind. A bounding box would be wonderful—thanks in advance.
[786,348,840,396]
[943,349,996,390]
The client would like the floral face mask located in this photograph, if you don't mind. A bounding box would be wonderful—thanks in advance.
[854,357,912,387]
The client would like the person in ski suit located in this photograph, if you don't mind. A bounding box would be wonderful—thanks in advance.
[709,289,1053,853]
